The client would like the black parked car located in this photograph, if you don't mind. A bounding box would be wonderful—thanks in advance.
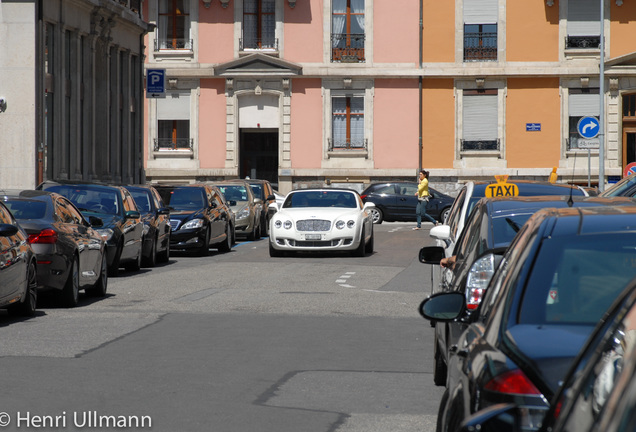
[360,181,454,224]
[420,205,636,432]
[2,190,108,307]
[38,181,143,277]
[599,173,636,198]
[154,184,233,256]
[0,201,37,316]
[458,274,636,432]
[419,195,636,387]
[124,185,171,267]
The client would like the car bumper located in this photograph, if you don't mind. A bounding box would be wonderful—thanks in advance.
[169,228,206,250]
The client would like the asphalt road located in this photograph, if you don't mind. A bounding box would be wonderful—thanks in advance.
[0,221,444,432]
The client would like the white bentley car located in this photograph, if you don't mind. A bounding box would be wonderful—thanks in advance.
[269,189,375,257]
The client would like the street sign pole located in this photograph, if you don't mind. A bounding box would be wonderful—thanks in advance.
[599,0,605,191]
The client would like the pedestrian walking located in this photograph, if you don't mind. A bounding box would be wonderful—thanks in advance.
[413,169,438,230]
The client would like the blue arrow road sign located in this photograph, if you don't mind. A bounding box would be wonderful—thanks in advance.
[146,69,165,97]
[577,116,600,139]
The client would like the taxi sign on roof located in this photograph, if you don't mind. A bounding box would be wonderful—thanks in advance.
[485,175,519,198]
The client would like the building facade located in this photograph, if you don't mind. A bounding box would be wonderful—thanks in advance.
[0,0,150,189]
[142,0,636,194]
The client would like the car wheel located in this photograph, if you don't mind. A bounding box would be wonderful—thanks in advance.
[159,238,170,263]
[440,207,451,223]
[269,241,283,257]
[108,243,122,277]
[352,229,366,257]
[436,388,450,432]
[125,245,142,271]
[365,230,374,254]
[218,224,232,253]
[10,260,37,317]
[433,339,447,387]
[248,222,257,241]
[198,227,210,256]
[87,253,108,297]
[368,207,384,224]
[62,256,80,308]
[142,236,157,268]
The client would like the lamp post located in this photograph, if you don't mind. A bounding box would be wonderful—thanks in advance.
[599,0,605,191]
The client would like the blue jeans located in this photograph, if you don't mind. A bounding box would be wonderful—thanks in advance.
[416,200,436,227]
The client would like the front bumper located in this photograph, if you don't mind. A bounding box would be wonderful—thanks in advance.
[169,228,206,250]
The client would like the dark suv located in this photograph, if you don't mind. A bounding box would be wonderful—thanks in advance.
[154,184,233,256]
[38,180,143,276]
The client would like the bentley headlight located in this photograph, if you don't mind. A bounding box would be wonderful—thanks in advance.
[95,228,114,242]
[275,220,282,229]
[347,220,355,228]
[181,218,204,230]
[335,220,345,229]
[283,220,293,230]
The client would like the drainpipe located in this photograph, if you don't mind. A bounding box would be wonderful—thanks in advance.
[418,0,423,172]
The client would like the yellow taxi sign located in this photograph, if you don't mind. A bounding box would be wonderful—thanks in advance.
[485,175,519,198]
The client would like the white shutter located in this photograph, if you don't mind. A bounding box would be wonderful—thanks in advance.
[569,92,600,116]
[157,92,190,120]
[463,94,498,140]
[567,0,600,36]
[464,0,498,24]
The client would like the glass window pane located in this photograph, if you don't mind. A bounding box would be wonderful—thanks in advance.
[333,0,347,14]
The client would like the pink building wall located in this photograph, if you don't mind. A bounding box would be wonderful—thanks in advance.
[290,79,323,168]
[199,79,229,169]
[198,4,235,64]
[373,79,420,169]
[284,0,324,62]
[374,2,420,64]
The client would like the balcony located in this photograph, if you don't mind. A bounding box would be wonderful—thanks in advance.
[460,139,500,151]
[566,36,600,49]
[154,138,193,151]
[154,38,193,51]
[331,34,365,63]
[464,32,497,61]
[240,37,279,52]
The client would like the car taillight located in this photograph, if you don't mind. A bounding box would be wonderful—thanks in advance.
[360,194,367,200]
[465,254,497,310]
[484,369,541,395]
[28,229,58,244]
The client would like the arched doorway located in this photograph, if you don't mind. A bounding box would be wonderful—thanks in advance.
[622,93,636,173]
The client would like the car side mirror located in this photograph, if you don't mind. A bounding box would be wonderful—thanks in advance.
[429,225,451,241]
[254,198,263,204]
[229,200,237,206]
[158,207,170,215]
[125,210,141,219]
[459,403,521,432]
[0,223,19,237]
[266,194,275,201]
[88,216,104,228]
[419,292,465,321]
[419,246,446,264]
[429,192,435,199]
[363,202,376,209]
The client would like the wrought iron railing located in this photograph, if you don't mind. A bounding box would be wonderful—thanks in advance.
[460,138,500,151]
[240,37,279,51]
[154,138,193,151]
[464,32,497,61]
[331,34,365,63]
[328,138,368,151]
[566,36,600,49]
[154,38,194,51]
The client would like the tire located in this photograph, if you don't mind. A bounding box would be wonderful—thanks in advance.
[218,224,232,253]
[158,238,170,263]
[365,230,374,254]
[142,236,157,268]
[248,221,257,241]
[352,229,366,257]
[198,227,210,256]
[440,207,451,224]
[269,241,283,257]
[108,243,122,277]
[436,388,450,432]
[125,245,142,271]
[87,253,108,297]
[368,207,384,224]
[62,256,80,308]
[10,260,37,317]
[433,339,447,386]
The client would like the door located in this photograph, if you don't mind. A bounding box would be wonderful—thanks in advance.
[622,127,636,171]
[239,130,278,185]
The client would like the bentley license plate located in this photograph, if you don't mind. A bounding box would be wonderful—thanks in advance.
[305,234,321,240]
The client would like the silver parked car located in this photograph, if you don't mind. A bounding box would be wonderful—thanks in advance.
[212,180,262,240]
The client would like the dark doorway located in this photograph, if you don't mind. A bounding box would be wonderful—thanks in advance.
[623,128,636,168]
[239,130,278,185]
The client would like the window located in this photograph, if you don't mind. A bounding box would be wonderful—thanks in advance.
[331,96,365,150]
[156,92,191,151]
[568,88,599,150]
[566,0,600,49]
[331,0,365,63]
[242,0,276,50]
[157,0,191,50]
[462,90,499,151]
[463,0,497,61]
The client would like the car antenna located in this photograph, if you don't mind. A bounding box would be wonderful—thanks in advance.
[568,153,576,208]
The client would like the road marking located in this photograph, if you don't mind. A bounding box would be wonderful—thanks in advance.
[363,289,399,293]
[337,272,356,288]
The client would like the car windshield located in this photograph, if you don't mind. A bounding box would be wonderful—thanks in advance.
[518,234,636,326]
[599,175,636,197]
[219,185,248,202]
[4,199,47,220]
[43,185,120,215]
[164,188,206,210]
[129,190,152,213]
[283,191,357,209]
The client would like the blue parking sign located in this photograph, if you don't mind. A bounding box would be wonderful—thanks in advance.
[146,69,165,98]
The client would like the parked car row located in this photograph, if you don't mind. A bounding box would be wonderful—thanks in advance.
[414,176,636,432]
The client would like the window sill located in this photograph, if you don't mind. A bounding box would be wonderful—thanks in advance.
[459,150,502,159]
[327,150,368,159]
[153,50,194,61]
[153,149,194,159]
[239,49,279,58]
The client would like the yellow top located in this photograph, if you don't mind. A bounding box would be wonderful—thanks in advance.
[417,177,430,198]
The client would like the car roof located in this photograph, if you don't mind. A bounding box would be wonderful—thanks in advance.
[39,180,124,192]
[529,204,636,236]
[289,188,360,194]
[484,195,636,213]
[0,189,55,199]
[470,180,588,196]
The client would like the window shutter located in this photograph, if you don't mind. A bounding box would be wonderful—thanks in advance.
[569,91,600,117]
[463,94,497,140]
[567,0,600,36]
[464,0,498,24]
[157,92,190,120]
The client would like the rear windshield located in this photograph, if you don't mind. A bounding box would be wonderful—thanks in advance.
[4,199,47,220]
[519,234,636,325]
[43,185,120,215]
